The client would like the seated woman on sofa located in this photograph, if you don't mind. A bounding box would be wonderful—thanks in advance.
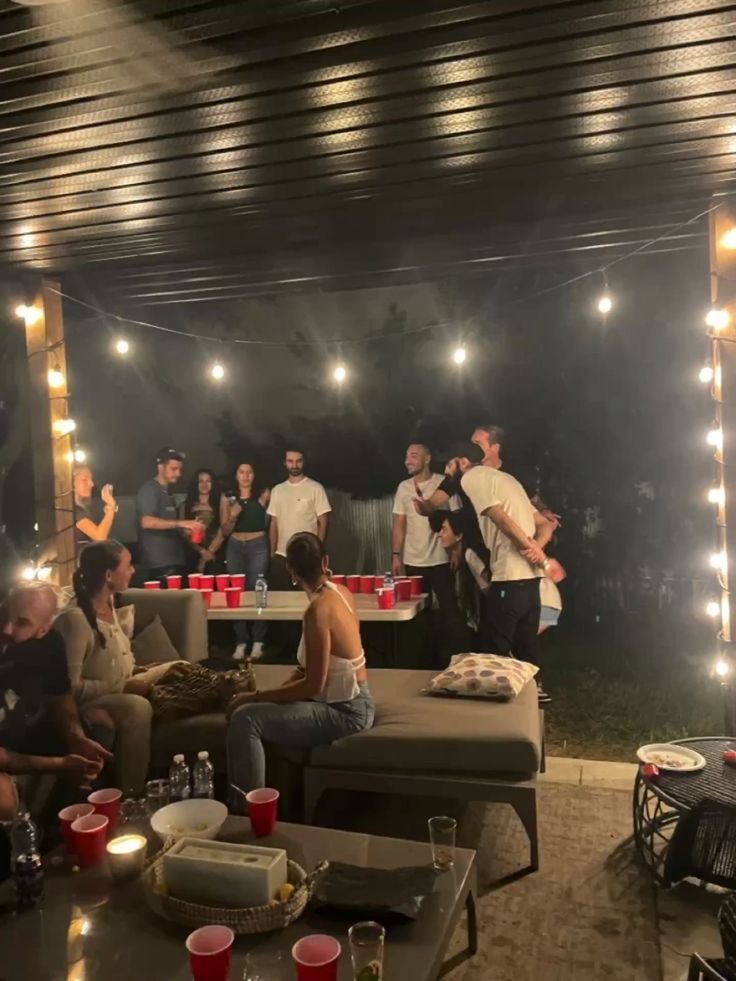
[55,540,191,796]
[227,532,374,809]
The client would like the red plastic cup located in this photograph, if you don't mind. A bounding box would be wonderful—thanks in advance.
[200,589,213,609]
[395,578,412,602]
[166,575,182,590]
[144,581,161,590]
[246,788,279,837]
[346,576,361,594]
[59,803,94,853]
[190,525,205,545]
[88,788,122,834]
[373,575,385,592]
[188,573,201,589]
[377,587,395,610]
[216,574,230,592]
[71,813,109,867]
[186,925,234,981]
[229,574,245,590]
[199,575,214,590]
[292,935,341,981]
[225,588,242,609]
[360,575,374,594]
[409,575,424,597]
[329,575,346,586]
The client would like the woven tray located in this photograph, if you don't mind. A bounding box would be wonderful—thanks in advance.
[142,839,327,934]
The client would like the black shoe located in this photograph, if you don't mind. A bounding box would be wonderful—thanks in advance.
[537,685,552,705]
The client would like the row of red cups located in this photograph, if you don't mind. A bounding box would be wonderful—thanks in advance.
[330,575,423,600]
[58,788,122,867]
[143,574,246,591]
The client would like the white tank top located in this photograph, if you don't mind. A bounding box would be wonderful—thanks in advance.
[296,581,366,703]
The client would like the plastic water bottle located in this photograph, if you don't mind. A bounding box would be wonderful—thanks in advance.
[382,571,395,593]
[10,812,44,911]
[255,574,268,611]
[169,753,191,802]
[192,751,215,799]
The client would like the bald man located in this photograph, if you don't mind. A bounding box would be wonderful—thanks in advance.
[0,585,111,820]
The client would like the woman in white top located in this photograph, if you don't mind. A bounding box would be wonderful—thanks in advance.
[55,540,188,795]
[227,532,374,807]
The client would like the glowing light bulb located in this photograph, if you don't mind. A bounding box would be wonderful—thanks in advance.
[710,551,727,572]
[209,362,225,381]
[452,347,467,365]
[708,486,725,506]
[20,565,35,581]
[597,294,613,315]
[115,338,130,355]
[36,566,52,582]
[706,308,730,331]
[715,658,731,678]
[707,428,723,450]
[333,364,347,383]
[699,365,714,384]
[47,367,64,389]
[53,418,76,436]
[74,449,87,463]
[706,600,721,618]
[720,228,736,250]
[14,304,41,326]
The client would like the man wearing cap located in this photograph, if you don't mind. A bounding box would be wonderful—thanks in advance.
[136,448,202,581]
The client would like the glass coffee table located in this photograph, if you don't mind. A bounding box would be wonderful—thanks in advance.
[0,818,477,980]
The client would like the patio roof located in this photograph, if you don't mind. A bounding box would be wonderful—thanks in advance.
[0,0,731,304]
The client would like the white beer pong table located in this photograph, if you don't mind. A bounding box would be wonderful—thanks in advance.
[203,589,428,622]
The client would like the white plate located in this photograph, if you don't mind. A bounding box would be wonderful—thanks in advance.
[636,743,706,772]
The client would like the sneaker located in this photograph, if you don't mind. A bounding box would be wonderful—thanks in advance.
[250,642,264,661]
[233,644,247,662]
[537,685,552,705]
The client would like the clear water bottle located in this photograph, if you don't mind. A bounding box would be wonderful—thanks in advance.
[10,812,44,911]
[192,751,215,799]
[255,573,268,611]
[382,571,395,592]
[169,753,191,802]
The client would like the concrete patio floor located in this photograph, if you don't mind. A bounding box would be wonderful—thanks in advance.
[542,757,725,981]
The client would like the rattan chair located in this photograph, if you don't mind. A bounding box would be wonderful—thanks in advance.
[664,798,736,889]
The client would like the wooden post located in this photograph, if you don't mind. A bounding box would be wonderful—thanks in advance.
[708,200,736,731]
[22,279,75,587]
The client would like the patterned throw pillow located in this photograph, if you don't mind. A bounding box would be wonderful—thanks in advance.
[429,653,538,700]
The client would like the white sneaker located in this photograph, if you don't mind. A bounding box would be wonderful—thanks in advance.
[250,642,264,661]
[233,644,247,661]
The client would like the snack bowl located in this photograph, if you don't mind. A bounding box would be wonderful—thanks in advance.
[150,799,228,844]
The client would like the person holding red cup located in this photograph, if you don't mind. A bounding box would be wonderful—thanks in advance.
[227,533,374,812]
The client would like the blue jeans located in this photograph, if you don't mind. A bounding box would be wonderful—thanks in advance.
[227,684,374,809]
[226,536,269,645]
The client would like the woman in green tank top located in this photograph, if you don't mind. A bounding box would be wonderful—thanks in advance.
[183,469,227,572]
[222,462,271,661]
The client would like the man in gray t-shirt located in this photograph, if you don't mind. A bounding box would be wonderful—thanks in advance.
[136,448,201,579]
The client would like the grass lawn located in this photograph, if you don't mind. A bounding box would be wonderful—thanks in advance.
[540,618,726,761]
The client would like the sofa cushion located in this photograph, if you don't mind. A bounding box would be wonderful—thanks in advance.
[132,614,180,666]
[121,589,208,664]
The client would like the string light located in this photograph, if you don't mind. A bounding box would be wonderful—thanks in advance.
[53,418,76,436]
[705,308,730,331]
[47,365,64,388]
[332,364,347,384]
[707,486,725,506]
[596,294,613,315]
[20,565,35,581]
[115,338,130,355]
[706,600,721,618]
[14,304,41,326]
[706,428,723,450]
[710,551,727,572]
[699,364,714,384]
[715,658,731,678]
[209,362,225,381]
[720,228,736,250]
[452,347,467,365]
[73,449,87,463]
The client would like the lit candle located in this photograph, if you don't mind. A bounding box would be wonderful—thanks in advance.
[106,834,147,879]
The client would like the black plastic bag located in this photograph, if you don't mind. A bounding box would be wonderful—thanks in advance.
[312,862,437,923]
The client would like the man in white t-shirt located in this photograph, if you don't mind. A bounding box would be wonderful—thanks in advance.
[392,444,462,656]
[456,442,554,665]
[267,448,331,590]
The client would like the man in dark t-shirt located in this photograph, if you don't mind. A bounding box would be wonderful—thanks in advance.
[0,586,111,820]
[136,447,202,579]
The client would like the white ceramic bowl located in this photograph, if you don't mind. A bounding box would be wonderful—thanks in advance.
[150,799,228,843]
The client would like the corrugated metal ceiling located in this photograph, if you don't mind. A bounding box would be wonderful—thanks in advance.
[0,0,733,303]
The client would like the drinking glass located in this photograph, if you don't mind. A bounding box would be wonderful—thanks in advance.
[243,950,288,979]
[348,921,385,981]
[428,815,457,871]
[145,779,170,817]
